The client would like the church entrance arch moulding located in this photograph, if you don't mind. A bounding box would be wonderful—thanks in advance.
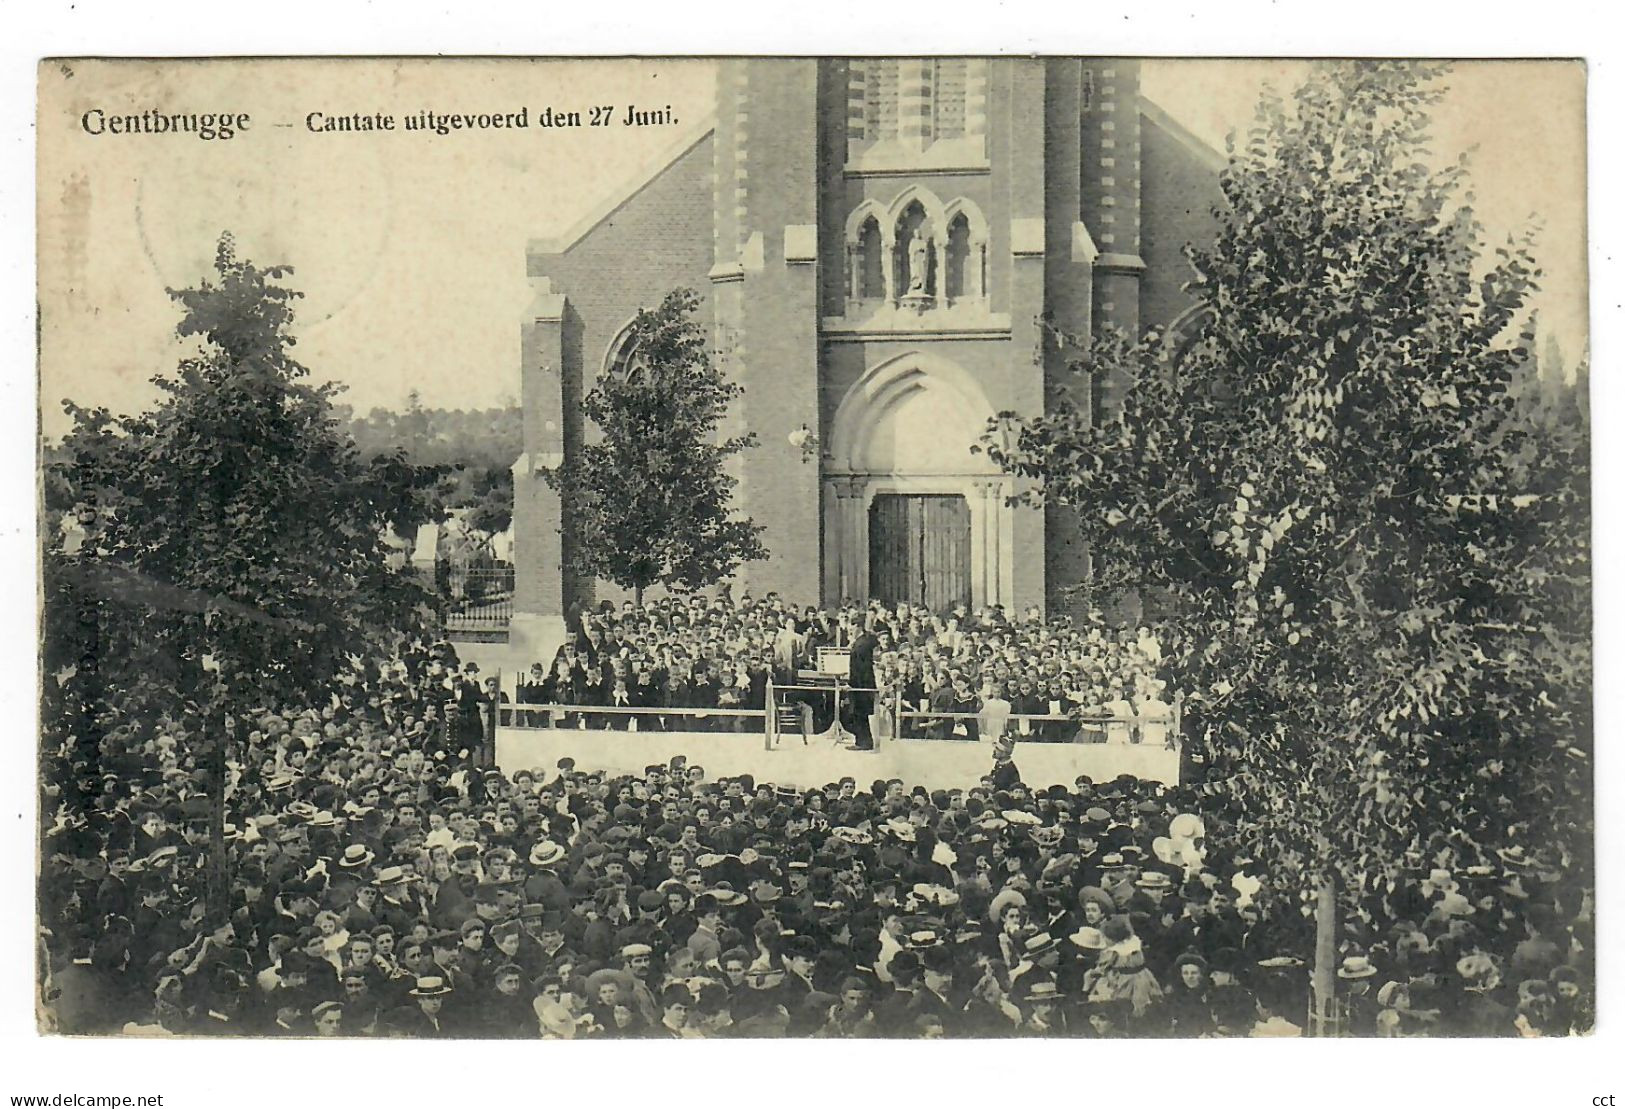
[822,351,1015,611]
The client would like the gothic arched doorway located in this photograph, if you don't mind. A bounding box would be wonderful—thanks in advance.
[823,352,1012,612]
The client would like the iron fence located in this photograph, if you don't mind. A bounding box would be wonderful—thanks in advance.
[441,563,514,637]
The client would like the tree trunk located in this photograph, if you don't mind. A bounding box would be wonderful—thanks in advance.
[1309,877,1339,1036]
[207,693,230,925]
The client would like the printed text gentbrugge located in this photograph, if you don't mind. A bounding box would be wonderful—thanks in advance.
[80,108,249,140]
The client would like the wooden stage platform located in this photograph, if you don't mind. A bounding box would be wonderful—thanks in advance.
[496,727,1179,791]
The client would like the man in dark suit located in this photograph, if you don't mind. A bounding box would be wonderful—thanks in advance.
[989,732,1023,792]
[847,620,880,751]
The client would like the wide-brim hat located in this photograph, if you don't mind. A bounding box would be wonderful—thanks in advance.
[705,884,748,907]
[1135,872,1173,891]
[1496,846,1535,870]
[1020,931,1060,958]
[1257,955,1306,970]
[911,883,959,908]
[1002,810,1042,827]
[529,841,567,868]
[904,929,944,950]
[1069,926,1108,951]
[308,811,340,829]
[1421,869,1459,895]
[1169,813,1204,840]
[1376,980,1407,1008]
[373,865,412,886]
[988,887,1028,924]
[1337,956,1379,980]
[338,845,375,869]
[285,800,317,820]
[584,967,636,997]
[1455,953,1497,984]
[1024,980,1064,1001]
[409,976,453,997]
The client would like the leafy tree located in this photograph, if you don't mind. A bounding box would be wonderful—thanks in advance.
[43,232,446,914]
[542,288,767,604]
[464,465,514,538]
[982,62,1590,1025]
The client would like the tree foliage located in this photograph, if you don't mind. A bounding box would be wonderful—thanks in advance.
[463,465,514,538]
[983,63,1590,914]
[338,400,521,537]
[44,233,444,726]
[542,288,767,603]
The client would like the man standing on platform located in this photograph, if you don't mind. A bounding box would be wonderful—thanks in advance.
[455,663,485,763]
[989,732,1023,792]
[847,618,880,752]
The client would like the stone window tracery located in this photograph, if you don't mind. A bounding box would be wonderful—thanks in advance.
[841,189,988,316]
[604,323,648,383]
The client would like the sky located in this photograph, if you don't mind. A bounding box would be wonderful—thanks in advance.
[37,58,1587,439]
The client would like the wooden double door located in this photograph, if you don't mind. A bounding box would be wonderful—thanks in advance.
[868,493,972,615]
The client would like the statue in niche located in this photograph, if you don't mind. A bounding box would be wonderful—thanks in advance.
[905,232,931,296]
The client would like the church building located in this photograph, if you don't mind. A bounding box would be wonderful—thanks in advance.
[510,58,1223,658]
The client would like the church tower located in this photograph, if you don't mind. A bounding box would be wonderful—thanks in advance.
[510,57,1210,656]
[798,58,1145,617]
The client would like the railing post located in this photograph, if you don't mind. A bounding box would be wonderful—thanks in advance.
[765,676,776,751]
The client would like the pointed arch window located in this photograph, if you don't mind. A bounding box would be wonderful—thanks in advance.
[604,323,649,383]
[856,217,886,300]
[945,213,971,301]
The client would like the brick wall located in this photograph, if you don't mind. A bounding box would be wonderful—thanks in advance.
[1139,106,1225,332]
[522,134,718,613]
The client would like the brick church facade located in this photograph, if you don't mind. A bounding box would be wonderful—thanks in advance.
[510,59,1222,658]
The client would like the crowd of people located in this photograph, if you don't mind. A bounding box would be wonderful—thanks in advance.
[512,594,1175,744]
[37,614,1594,1039]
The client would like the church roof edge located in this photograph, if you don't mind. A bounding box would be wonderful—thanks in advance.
[528,113,717,260]
[1139,98,1229,174]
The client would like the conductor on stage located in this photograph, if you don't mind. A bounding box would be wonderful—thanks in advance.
[848,618,880,751]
